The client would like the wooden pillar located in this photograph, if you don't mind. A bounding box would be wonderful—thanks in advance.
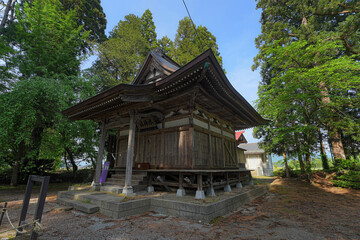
[176,172,186,196]
[195,173,205,199]
[236,171,243,188]
[224,172,232,192]
[147,172,154,193]
[197,174,203,191]
[221,125,225,168]
[206,172,216,196]
[161,120,165,165]
[234,141,238,167]
[207,118,213,167]
[93,120,107,189]
[189,110,195,169]
[179,172,184,189]
[123,111,136,195]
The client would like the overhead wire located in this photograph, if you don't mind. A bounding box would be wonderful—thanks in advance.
[181,0,204,49]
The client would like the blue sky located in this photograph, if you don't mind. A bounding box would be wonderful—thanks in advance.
[86,0,263,143]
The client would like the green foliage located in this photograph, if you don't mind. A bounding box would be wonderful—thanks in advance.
[158,35,174,55]
[15,0,89,77]
[273,167,299,178]
[334,157,360,171]
[0,0,101,185]
[172,17,223,67]
[332,169,360,190]
[141,9,158,50]
[91,13,150,89]
[331,156,360,189]
[60,0,107,44]
[0,77,63,151]
[254,0,360,170]
[91,13,224,90]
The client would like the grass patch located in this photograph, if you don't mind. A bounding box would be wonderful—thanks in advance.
[81,199,91,204]
[209,216,223,225]
[0,182,70,191]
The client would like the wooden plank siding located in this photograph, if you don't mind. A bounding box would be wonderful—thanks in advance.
[114,110,238,170]
[128,129,192,169]
[194,131,209,167]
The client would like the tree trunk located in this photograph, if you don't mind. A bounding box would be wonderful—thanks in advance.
[318,130,329,170]
[10,141,25,186]
[65,147,78,173]
[282,151,290,178]
[305,152,312,180]
[30,126,44,160]
[63,151,69,171]
[294,132,306,175]
[329,129,346,160]
[319,82,346,160]
[0,0,13,29]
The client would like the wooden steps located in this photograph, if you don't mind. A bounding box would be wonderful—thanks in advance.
[105,170,147,186]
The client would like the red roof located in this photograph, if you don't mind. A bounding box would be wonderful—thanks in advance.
[235,131,245,141]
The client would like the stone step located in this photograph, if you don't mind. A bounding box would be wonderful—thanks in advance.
[100,185,123,194]
[56,197,99,214]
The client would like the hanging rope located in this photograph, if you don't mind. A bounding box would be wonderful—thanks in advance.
[0,207,42,235]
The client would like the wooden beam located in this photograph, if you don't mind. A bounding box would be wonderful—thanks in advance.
[197,174,203,191]
[105,117,130,130]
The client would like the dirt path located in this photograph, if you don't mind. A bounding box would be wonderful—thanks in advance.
[1,178,359,239]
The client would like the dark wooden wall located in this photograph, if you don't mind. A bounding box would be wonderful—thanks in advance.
[133,127,192,169]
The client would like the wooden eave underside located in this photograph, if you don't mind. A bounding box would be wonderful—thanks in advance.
[62,49,268,129]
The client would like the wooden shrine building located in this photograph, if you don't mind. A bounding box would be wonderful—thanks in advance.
[62,48,268,198]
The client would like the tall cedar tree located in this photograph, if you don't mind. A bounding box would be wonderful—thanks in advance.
[254,0,360,167]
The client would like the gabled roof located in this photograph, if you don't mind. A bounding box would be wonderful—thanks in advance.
[131,48,180,85]
[62,48,269,130]
[235,131,247,144]
[238,143,265,154]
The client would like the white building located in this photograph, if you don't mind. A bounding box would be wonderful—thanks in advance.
[238,143,273,176]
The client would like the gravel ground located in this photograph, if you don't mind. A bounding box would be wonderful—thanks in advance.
[1,178,359,240]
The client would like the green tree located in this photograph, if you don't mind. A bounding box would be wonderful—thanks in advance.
[60,0,107,52]
[15,0,88,77]
[91,10,158,89]
[0,77,63,185]
[141,9,158,50]
[158,35,174,56]
[172,17,223,67]
[254,0,360,163]
[0,0,99,185]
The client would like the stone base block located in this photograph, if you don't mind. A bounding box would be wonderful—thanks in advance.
[195,190,205,200]
[224,184,232,192]
[176,188,186,197]
[92,183,101,191]
[122,186,133,195]
[236,182,243,188]
[147,186,154,193]
[206,187,216,197]
[248,180,254,186]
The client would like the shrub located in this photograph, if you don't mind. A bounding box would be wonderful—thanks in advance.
[334,157,360,171]
[273,167,299,178]
[332,170,360,190]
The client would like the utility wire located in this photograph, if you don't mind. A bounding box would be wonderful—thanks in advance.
[181,0,204,49]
